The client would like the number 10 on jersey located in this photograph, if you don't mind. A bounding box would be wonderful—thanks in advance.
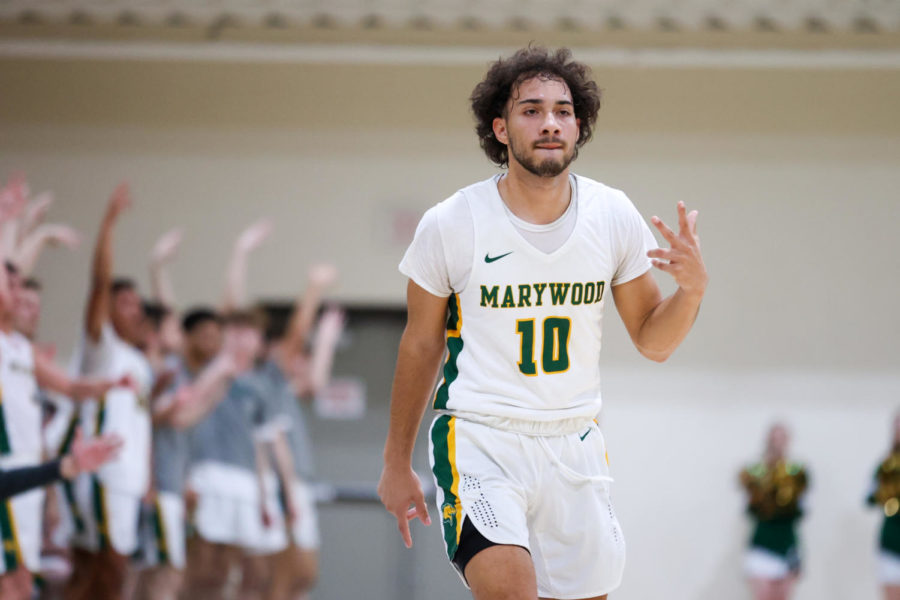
[516,317,571,375]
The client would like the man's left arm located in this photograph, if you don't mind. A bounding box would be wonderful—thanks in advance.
[612,201,707,363]
[34,350,127,401]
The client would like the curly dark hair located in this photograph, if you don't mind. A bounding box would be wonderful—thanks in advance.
[470,46,601,167]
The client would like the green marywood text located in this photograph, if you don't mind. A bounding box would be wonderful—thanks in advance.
[479,281,605,308]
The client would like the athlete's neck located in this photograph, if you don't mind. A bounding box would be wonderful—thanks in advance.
[498,164,572,225]
[764,451,784,466]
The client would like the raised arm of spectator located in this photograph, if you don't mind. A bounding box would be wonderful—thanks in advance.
[149,227,184,352]
[34,352,132,401]
[15,191,53,248]
[221,218,272,314]
[14,223,81,277]
[0,177,29,314]
[303,305,344,397]
[0,175,28,257]
[85,184,131,342]
[281,263,338,360]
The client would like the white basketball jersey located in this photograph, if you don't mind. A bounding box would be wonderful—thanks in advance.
[77,324,153,495]
[0,330,41,468]
[432,175,650,422]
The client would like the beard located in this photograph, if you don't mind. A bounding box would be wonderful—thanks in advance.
[508,135,576,178]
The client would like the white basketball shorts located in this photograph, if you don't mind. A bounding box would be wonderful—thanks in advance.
[188,461,287,555]
[136,491,186,570]
[287,480,320,551]
[69,474,141,556]
[428,414,626,600]
[0,487,44,573]
[879,550,900,585]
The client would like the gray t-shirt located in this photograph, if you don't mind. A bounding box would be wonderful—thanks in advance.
[152,356,193,494]
[189,372,278,472]
[254,360,315,480]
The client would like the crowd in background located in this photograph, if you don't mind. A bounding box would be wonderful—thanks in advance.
[0,174,343,600]
[0,172,898,600]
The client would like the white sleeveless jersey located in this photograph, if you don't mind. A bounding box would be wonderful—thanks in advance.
[426,175,653,422]
[77,324,153,495]
[0,331,40,468]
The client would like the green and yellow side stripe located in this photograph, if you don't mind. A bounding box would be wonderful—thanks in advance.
[431,415,462,559]
[58,414,85,534]
[433,294,463,411]
[0,500,23,570]
[152,498,170,565]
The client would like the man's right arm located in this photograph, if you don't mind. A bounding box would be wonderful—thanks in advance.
[85,184,130,342]
[377,279,448,549]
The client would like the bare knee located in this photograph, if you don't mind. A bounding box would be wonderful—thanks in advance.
[465,545,537,600]
[291,549,318,592]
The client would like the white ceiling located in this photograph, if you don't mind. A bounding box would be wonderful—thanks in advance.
[1,0,898,33]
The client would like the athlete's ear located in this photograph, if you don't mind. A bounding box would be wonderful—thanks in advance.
[492,117,508,145]
[575,118,581,142]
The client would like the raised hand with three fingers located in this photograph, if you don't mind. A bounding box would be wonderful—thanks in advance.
[647,201,708,299]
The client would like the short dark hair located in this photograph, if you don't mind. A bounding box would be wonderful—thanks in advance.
[111,277,136,295]
[142,300,170,330]
[22,278,41,292]
[254,302,292,343]
[181,307,223,333]
[470,46,601,167]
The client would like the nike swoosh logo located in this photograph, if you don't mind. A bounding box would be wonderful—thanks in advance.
[484,251,513,263]
[579,429,591,442]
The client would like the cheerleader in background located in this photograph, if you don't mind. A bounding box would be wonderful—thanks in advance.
[739,423,808,600]
[869,414,900,600]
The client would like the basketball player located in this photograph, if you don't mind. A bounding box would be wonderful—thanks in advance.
[739,424,807,600]
[134,308,241,600]
[378,46,707,600]
[183,310,287,600]
[0,428,121,502]
[0,231,131,599]
[868,414,900,600]
[0,426,121,600]
[260,265,344,600]
[64,184,155,600]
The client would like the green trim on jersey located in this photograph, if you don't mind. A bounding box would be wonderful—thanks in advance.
[152,499,170,565]
[92,477,110,550]
[58,415,86,534]
[0,500,21,569]
[0,386,11,455]
[431,415,461,559]
[433,294,463,411]
[95,395,106,435]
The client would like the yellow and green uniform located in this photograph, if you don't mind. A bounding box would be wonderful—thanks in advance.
[741,461,807,566]
[868,452,900,557]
